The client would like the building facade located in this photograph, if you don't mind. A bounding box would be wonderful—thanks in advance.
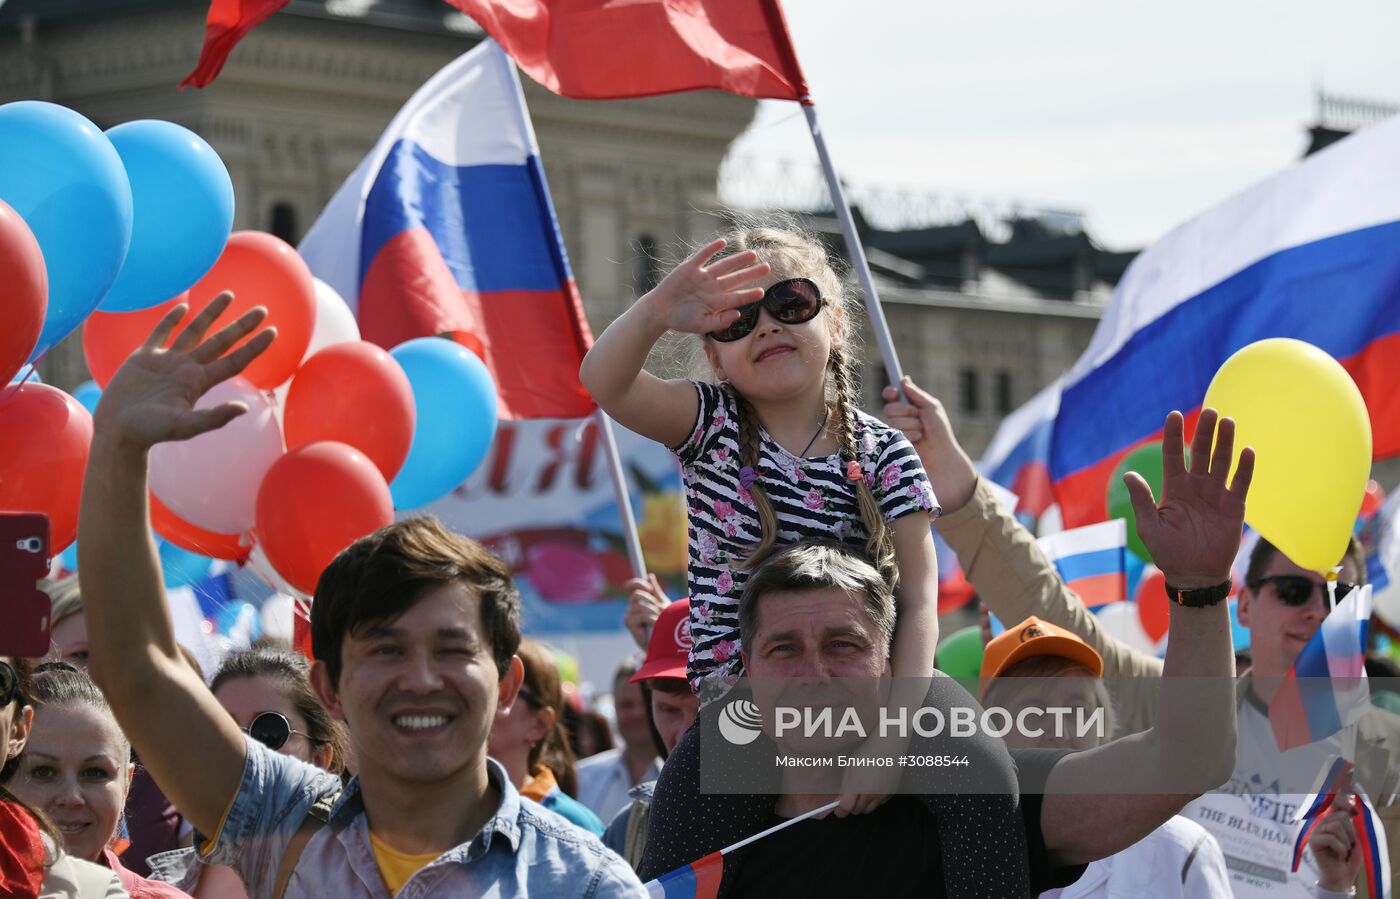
[0,0,1130,460]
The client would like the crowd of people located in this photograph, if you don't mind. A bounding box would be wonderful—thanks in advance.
[1,220,1395,898]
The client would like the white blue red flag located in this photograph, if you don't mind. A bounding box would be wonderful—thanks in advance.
[1289,756,1391,899]
[1050,116,1400,528]
[298,39,594,421]
[1036,519,1128,608]
[1269,584,1373,752]
[979,378,1060,530]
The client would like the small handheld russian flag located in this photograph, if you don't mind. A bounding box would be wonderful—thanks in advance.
[1289,756,1392,899]
[1268,584,1373,752]
[1036,519,1128,608]
[642,800,838,898]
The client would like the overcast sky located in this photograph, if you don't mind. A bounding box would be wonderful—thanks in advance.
[727,1,1400,250]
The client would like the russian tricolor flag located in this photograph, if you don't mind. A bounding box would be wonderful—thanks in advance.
[1036,519,1128,608]
[645,851,723,899]
[1269,584,1373,752]
[979,378,1060,530]
[1289,756,1391,899]
[1049,116,1400,528]
[298,39,595,421]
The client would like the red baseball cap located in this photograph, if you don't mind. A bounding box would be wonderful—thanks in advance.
[631,599,692,684]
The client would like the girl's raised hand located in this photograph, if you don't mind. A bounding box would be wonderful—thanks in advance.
[94,291,276,451]
[641,238,770,335]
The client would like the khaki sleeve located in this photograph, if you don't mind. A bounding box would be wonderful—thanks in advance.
[935,478,1163,735]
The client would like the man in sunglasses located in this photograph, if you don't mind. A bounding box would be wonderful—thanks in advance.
[76,297,646,898]
[884,376,1400,898]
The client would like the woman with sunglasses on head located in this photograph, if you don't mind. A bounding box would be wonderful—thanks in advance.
[144,648,346,898]
[581,220,1029,893]
[487,640,605,836]
[5,664,189,897]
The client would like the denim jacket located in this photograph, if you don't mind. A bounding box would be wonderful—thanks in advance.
[183,736,644,899]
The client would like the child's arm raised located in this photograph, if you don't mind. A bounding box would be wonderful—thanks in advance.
[580,238,768,447]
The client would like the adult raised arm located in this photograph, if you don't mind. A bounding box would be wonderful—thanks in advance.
[1037,408,1254,864]
[80,294,275,837]
[883,376,1163,708]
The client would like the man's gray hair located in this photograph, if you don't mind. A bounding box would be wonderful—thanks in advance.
[739,541,896,655]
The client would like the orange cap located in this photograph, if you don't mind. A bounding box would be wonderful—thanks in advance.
[979,616,1103,697]
[631,599,692,684]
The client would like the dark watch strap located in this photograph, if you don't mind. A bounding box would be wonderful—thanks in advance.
[1163,580,1231,608]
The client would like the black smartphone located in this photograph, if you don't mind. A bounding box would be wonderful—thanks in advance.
[0,512,53,658]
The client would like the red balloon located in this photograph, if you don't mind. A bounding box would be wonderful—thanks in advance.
[0,384,92,551]
[255,441,393,594]
[83,294,185,387]
[185,231,315,389]
[283,341,415,481]
[0,200,47,386]
[150,491,249,563]
[1135,568,1170,643]
[445,329,485,361]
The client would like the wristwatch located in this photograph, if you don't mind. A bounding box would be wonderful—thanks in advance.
[1163,580,1231,608]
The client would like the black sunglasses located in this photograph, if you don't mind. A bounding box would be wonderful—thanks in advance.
[707,278,824,343]
[1247,575,1356,607]
[241,711,314,752]
[516,686,543,709]
[0,661,16,707]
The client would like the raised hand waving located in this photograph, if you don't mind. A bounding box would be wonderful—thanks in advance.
[1124,408,1255,588]
[94,292,276,451]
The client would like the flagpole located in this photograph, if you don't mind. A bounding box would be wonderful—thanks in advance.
[491,40,648,582]
[800,100,905,392]
[721,799,840,854]
[596,409,648,579]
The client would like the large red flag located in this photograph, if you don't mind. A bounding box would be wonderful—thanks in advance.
[445,0,807,100]
[183,0,808,100]
[182,0,287,88]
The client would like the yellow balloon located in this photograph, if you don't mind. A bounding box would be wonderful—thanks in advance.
[1203,338,1371,572]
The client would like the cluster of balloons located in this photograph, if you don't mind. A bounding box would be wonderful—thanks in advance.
[0,100,501,598]
[82,272,500,595]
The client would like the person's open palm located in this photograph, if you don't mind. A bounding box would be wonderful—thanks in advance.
[1124,409,1254,585]
[645,237,770,336]
[94,292,276,451]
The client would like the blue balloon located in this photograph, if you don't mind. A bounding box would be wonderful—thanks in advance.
[72,380,102,415]
[59,540,80,573]
[1228,598,1251,652]
[101,121,234,311]
[158,538,214,589]
[0,102,132,359]
[8,364,41,384]
[389,337,499,509]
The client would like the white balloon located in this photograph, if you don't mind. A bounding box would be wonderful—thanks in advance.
[150,377,284,535]
[303,277,360,362]
[260,593,296,644]
[1094,602,1157,655]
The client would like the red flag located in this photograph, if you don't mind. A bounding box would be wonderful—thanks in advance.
[446,0,808,100]
[182,0,288,88]
[182,0,808,101]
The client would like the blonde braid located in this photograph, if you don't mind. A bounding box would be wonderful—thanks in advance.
[733,389,780,569]
[828,344,896,585]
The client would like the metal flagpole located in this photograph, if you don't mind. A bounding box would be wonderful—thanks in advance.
[800,99,905,392]
[496,40,649,583]
[595,409,648,579]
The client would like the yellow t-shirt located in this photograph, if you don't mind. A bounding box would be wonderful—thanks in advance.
[368,831,438,896]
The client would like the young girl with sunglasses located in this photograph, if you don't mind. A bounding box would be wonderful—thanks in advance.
[582,224,1028,893]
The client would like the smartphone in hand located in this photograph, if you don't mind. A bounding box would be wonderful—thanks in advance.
[0,513,52,658]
